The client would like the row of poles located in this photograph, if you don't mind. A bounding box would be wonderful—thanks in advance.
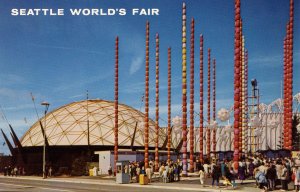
[113,3,218,174]
[113,0,294,174]
[233,0,294,168]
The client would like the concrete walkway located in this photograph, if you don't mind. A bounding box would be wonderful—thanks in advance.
[0,175,264,192]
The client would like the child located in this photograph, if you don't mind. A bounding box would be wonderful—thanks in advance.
[222,176,232,188]
[199,168,205,185]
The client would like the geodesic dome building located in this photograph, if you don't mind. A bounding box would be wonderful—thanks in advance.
[12,99,170,175]
[21,99,167,148]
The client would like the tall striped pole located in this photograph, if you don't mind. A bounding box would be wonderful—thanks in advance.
[144,21,150,169]
[155,33,160,171]
[212,58,216,155]
[244,49,249,155]
[199,34,204,162]
[239,19,243,155]
[233,0,241,169]
[283,36,287,149]
[241,36,245,155]
[167,47,172,164]
[114,36,119,175]
[287,0,294,150]
[207,48,211,158]
[181,2,188,176]
[189,18,195,172]
[284,22,291,150]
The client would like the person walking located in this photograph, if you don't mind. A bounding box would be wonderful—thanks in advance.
[7,166,11,176]
[255,170,268,192]
[48,166,52,177]
[4,167,7,176]
[211,165,221,188]
[275,161,283,188]
[13,167,18,177]
[145,165,152,183]
[173,164,179,181]
[294,166,300,192]
[248,160,255,179]
[136,166,140,183]
[199,167,205,186]
[229,167,237,188]
[281,164,289,191]
[266,164,277,191]
[238,162,246,184]
[203,162,209,177]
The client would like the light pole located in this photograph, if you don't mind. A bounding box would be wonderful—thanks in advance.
[41,101,50,179]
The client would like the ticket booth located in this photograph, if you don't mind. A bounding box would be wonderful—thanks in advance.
[116,161,130,184]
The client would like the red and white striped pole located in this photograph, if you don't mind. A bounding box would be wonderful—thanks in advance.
[181,2,188,176]
[244,49,249,155]
[212,58,216,155]
[199,34,204,162]
[144,21,150,169]
[155,33,160,171]
[167,47,171,164]
[233,0,241,169]
[287,0,294,150]
[283,36,287,149]
[114,36,119,175]
[189,18,195,172]
[207,48,211,158]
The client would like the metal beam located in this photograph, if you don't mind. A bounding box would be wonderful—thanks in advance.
[131,122,138,150]
[162,126,173,149]
[39,121,49,147]
[9,124,23,149]
[1,129,14,155]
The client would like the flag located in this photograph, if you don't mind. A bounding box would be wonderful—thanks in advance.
[3,142,5,146]
[24,117,27,124]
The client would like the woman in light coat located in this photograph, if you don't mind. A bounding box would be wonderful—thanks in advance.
[199,167,205,185]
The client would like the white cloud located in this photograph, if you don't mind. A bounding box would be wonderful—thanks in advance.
[129,56,144,75]
[249,51,300,66]
[0,88,34,102]
[69,94,85,99]
[2,103,34,111]
[53,72,113,93]
[30,43,105,55]
[0,74,26,85]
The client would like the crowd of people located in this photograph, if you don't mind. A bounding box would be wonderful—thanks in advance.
[116,155,300,192]
[3,166,24,176]
[121,160,183,183]
[200,155,300,191]
[3,154,300,192]
[2,165,53,178]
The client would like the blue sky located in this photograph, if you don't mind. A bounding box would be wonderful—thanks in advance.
[0,0,299,154]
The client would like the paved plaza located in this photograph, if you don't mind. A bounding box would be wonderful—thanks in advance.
[0,174,296,192]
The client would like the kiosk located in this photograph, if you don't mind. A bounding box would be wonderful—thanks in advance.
[116,161,130,184]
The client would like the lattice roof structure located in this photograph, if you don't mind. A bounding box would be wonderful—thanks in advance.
[20,100,167,148]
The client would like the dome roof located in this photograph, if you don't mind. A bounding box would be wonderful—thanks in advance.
[21,100,167,148]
